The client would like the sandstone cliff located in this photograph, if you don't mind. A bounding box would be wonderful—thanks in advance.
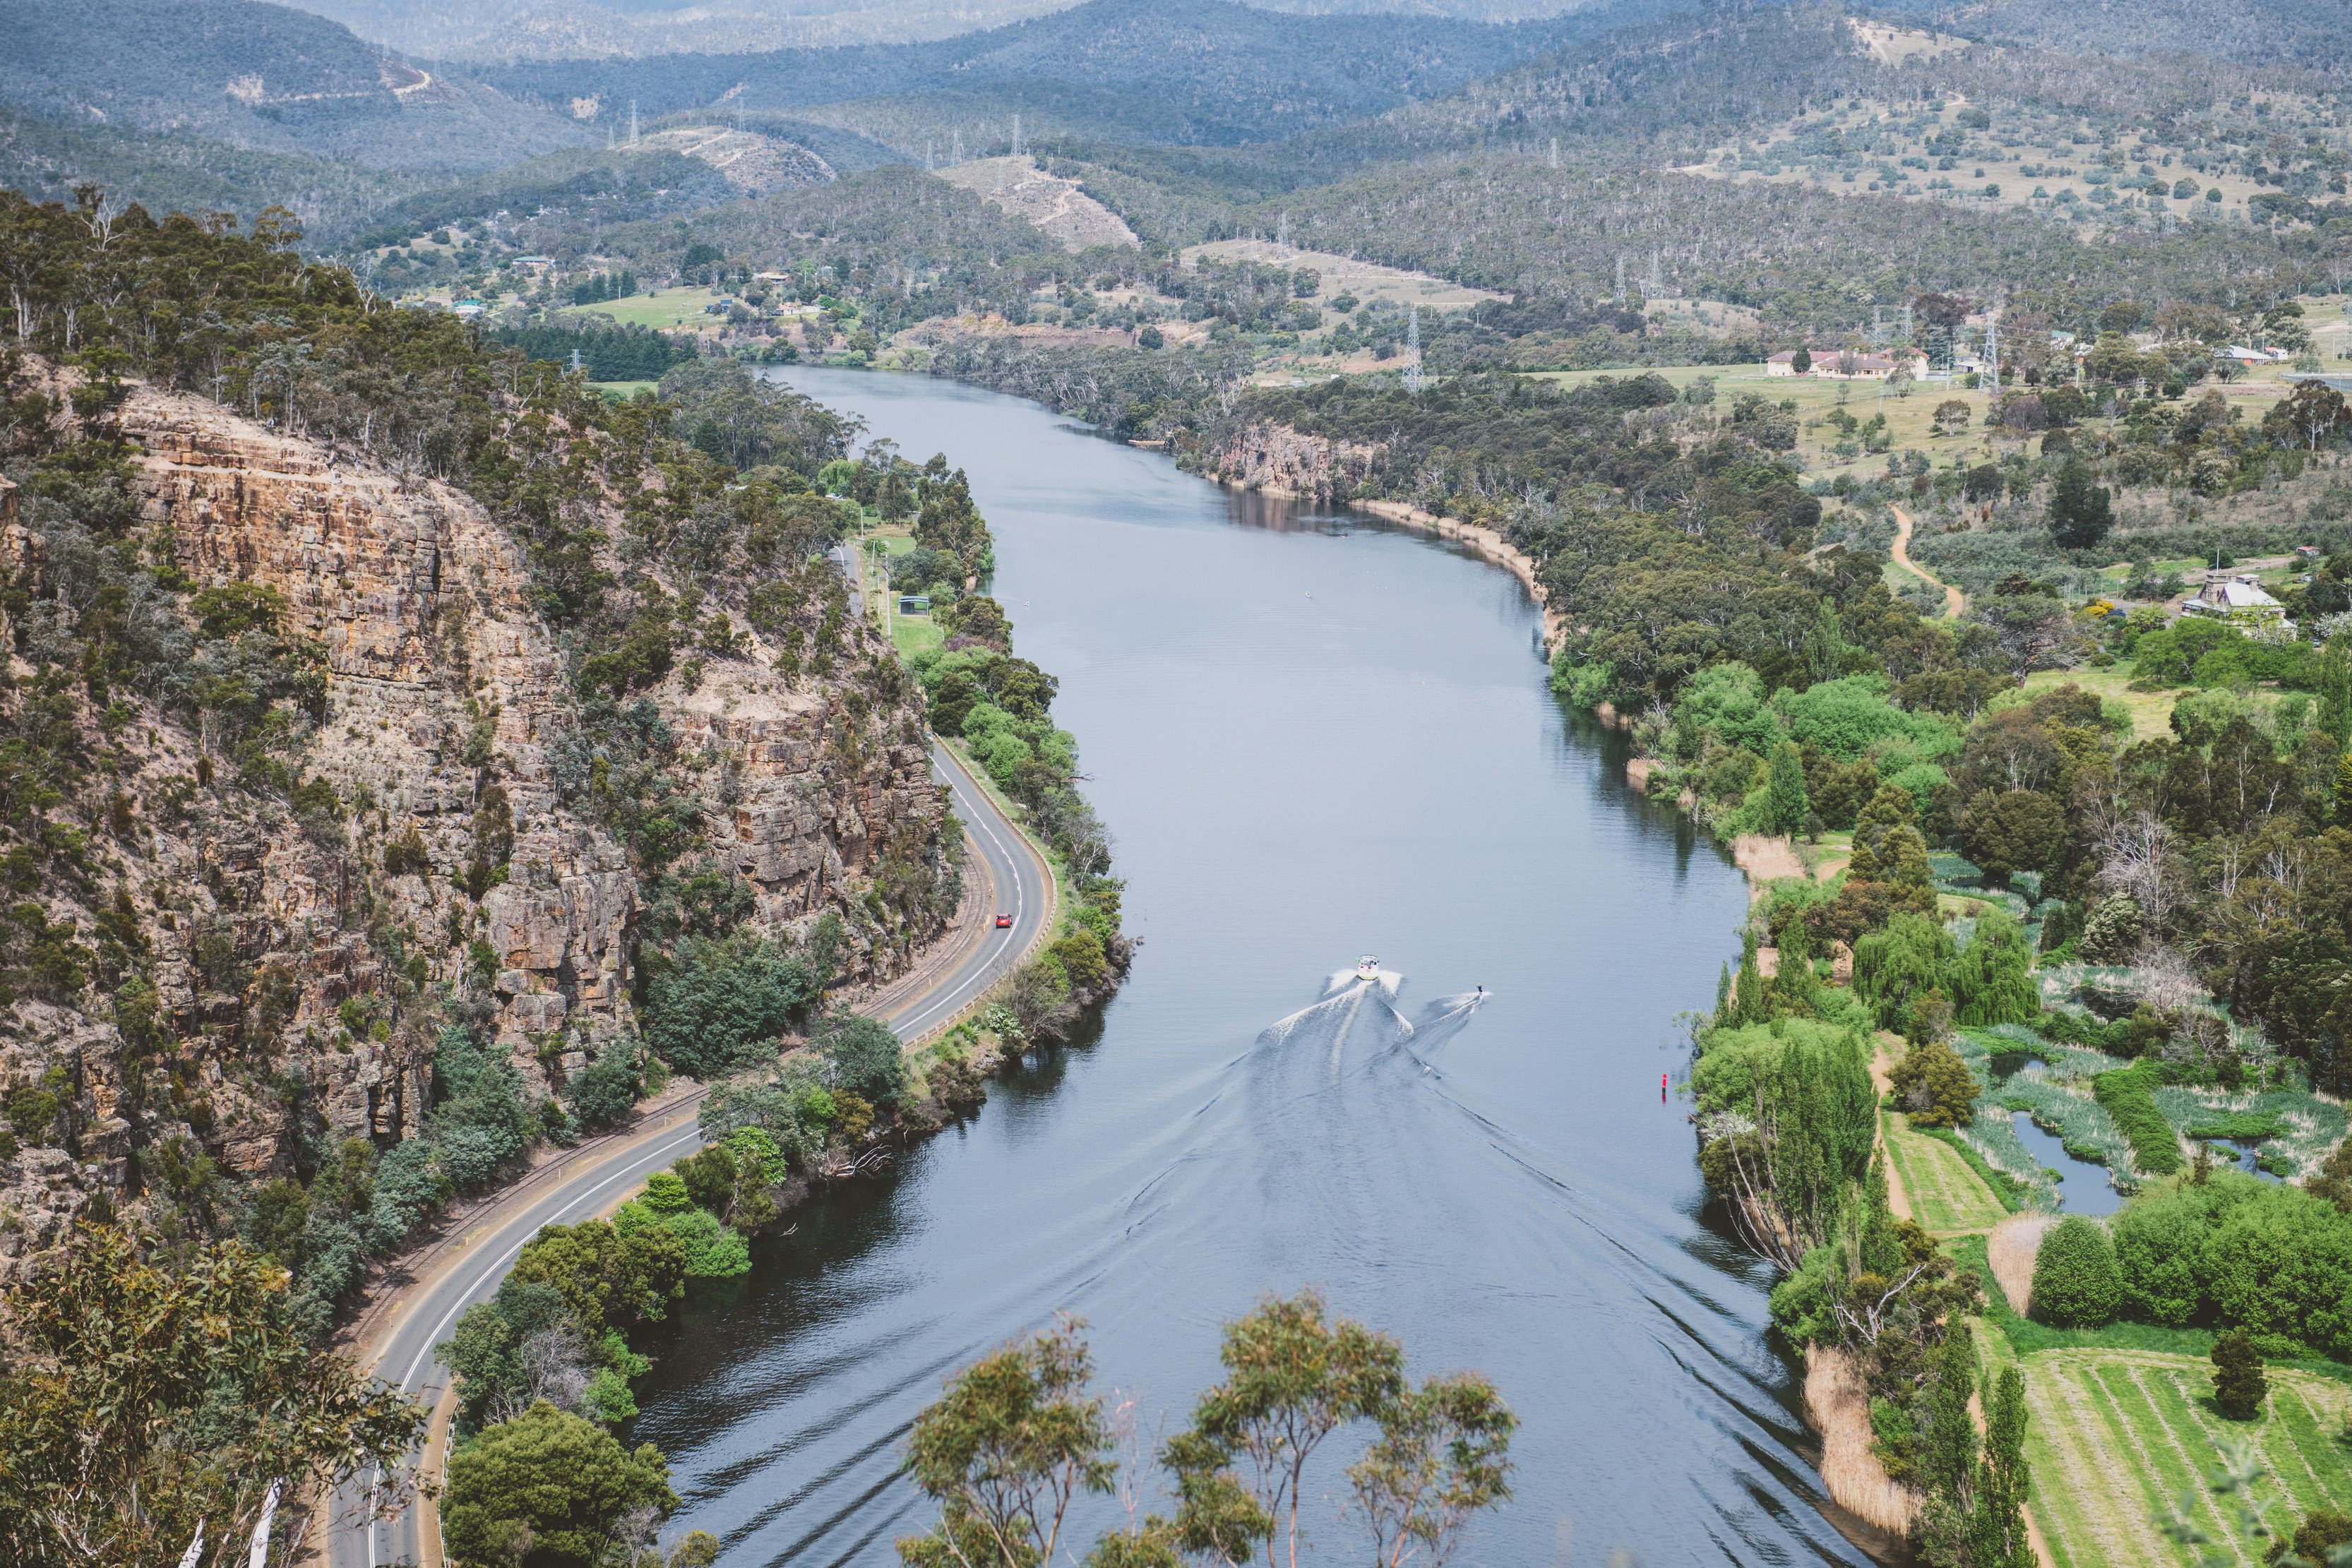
[1203,420,1385,498]
[0,371,948,1271]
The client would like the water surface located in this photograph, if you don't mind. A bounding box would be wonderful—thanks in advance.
[623,368,1880,1564]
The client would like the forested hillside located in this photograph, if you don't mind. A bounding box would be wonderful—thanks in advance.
[1877,0,2352,68]
[0,0,590,171]
[462,0,1688,146]
[0,189,967,1346]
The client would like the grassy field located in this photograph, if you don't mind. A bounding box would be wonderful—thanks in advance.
[2019,664,2185,742]
[1521,358,2298,486]
[1882,1110,2010,1235]
[890,611,945,657]
[566,287,729,331]
[1995,1331,2352,1568]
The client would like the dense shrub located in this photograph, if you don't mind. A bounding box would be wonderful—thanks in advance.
[2093,1062,2185,1175]
[2111,1190,2208,1325]
[1887,1038,1978,1128]
[1772,675,1957,762]
[696,1065,831,1169]
[643,937,819,1080]
[1049,928,1109,991]
[2031,1216,2123,1327]
[441,1400,679,1568]
[509,1219,688,1337]
[429,1026,532,1190]
[2211,1329,2268,1420]
[814,1010,909,1106]
[2278,1508,2352,1565]
[2110,1175,2352,1355]
[2204,1190,2352,1353]
[564,1041,641,1130]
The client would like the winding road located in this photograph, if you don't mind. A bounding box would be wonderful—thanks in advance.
[1889,505,1965,619]
[327,740,1053,1568]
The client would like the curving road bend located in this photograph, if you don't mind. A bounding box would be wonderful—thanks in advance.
[330,740,1051,1568]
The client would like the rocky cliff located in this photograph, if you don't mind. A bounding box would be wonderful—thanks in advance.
[1202,419,1385,498]
[0,371,948,1273]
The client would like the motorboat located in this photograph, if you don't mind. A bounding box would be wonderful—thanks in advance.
[1354,956,1380,981]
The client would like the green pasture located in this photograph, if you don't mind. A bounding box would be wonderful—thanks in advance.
[1884,1110,2009,1235]
[566,287,727,331]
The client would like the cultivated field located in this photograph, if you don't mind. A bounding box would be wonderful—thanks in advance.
[1882,1111,2010,1235]
[1996,1334,2352,1568]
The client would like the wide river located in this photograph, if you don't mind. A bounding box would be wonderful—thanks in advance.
[627,368,1878,1565]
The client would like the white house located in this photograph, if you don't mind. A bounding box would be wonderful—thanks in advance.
[2180,575,2287,628]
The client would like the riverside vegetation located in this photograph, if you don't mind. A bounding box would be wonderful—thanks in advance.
[0,189,1138,1565]
[23,0,2352,1560]
[393,336,1137,1564]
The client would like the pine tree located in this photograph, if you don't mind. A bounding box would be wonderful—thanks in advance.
[2211,1329,2268,1420]
[1762,739,1810,838]
[1972,1365,2034,1568]
[1735,928,1767,1025]
[2320,639,2352,748]
[1714,960,1733,1027]
[2333,750,2352,827]
[1803,597,1845,686]
[1916,1325,1981,1566]
[1772,911,1816,1012]
[2047,457,2114,549]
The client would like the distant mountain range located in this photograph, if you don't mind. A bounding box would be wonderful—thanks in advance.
[285,0,1621,61]
[0,0,590,171]
[454,0,1693,145]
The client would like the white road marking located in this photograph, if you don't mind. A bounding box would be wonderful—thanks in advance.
[356,741,1045,1567]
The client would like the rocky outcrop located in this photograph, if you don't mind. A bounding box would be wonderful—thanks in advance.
[0,379,944,1266]
[1206,421,1384,498]
[124,392,639,1076]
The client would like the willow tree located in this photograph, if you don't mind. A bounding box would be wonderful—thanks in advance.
[1854,911,1956,1032]
[1952,908,2038,1026]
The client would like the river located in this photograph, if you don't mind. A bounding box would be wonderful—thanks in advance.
[621,367,1879,1565]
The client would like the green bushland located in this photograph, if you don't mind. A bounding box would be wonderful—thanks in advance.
[642,935,825,1081]
[896,499,1128,1041]
[2108,1173,2352,1358]
[2031,1216,2123,1328]
[441,1400,681,1568]
[2094,1061,2186,1177]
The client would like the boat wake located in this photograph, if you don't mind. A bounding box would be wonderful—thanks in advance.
[1261,966,1489,1066]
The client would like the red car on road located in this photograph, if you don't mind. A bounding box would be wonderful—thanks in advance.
[995,913,1013,928]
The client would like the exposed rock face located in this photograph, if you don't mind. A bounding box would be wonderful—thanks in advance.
[0,381,944,1266]
[1205,421,1384,498]
[670,676,940,943]
[125,392,639,1075]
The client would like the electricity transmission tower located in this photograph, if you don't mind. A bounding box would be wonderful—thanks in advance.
[629,100,639,146]
[1404,305,1423,393]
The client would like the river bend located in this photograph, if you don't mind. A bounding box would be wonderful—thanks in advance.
[620,368,1875,1565]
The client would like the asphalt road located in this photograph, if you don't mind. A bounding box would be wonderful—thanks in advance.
[331,740,1048,1568]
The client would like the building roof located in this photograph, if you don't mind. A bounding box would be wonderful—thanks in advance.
[2197,575,2283,609]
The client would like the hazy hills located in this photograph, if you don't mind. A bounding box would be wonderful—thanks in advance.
[455,0,1689,146]
[285,0,1630,61]
[0,0,591,171]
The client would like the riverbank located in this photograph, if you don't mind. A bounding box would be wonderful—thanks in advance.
[674,363,1849,1565]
